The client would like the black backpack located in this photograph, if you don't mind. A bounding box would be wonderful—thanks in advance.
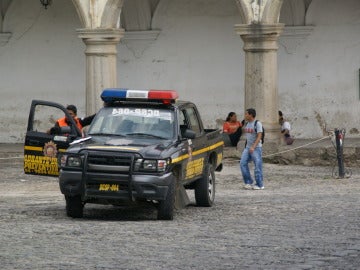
[254,120,265,144]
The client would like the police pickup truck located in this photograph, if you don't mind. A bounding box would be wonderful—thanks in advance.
[24,89,224,220]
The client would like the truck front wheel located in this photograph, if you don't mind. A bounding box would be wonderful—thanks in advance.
[195,164,215,207]
[157,178,175,220]
[65,195,84,218]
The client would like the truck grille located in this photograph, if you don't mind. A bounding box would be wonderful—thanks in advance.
[84,151,136,199]
[86,152,133,174]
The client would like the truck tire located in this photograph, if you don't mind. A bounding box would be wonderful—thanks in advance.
[195,164,215,207]
[157,178,175,220]
[65,195,84,218]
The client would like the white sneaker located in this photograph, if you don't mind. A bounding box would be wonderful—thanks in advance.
[253,185,264,190]
[243,184,252,190]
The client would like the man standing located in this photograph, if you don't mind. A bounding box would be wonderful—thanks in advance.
[240,108,264,190]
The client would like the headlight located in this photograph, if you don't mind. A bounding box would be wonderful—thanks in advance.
[66,155,82,167]
[134,159,168,172]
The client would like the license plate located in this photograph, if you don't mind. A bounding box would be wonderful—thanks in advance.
[99,184,119,191]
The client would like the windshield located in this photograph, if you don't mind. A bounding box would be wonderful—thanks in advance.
[88,107,175,139]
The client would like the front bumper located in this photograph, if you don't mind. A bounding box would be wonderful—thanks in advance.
[59,170,175,202]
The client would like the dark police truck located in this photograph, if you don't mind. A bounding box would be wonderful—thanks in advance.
[24,89,224,220]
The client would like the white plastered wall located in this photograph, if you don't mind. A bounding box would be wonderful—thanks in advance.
[117,0,244,131]
[278,0,360,138]
[0,0,84,142]
[0,0,359,142]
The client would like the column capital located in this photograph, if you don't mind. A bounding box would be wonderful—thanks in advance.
[234,23,284,51]
[77,28,125,41]
[77,28,125,54]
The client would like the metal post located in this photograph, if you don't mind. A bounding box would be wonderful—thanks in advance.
[334,129,345,178]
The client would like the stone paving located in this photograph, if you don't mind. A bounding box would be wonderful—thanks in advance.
[0,145,359,269]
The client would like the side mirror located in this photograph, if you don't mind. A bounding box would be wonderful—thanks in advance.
[183,129,196,139]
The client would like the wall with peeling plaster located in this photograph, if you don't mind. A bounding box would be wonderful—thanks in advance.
[278,0,360,138]
[0,0,359,143]
[0,0,85,143]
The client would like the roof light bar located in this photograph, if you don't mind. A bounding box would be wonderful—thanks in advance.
[101,88,179,104]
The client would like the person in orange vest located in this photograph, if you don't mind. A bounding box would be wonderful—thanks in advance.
[50,105,94,136]
[56,105,83,130]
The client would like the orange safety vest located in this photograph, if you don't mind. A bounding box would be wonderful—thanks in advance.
[57,117,83,131]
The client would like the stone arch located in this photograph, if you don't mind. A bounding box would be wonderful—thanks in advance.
[280,0,313,26]
[101,0,124,28]
[71,0,89,27]
[235,0,284,24]
[71,0,124,28]
[234,0,252,24]
[0,0,12,45]
[0,0,12,31]
[261,0,284,24]
[279,0,314,54]
[120,0,160,31]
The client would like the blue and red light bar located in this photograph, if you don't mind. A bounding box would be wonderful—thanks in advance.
[101,88,179,104]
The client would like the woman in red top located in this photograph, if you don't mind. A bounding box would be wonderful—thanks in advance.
[223,112,243,146]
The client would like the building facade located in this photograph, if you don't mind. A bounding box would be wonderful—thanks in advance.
[0,0,359,143]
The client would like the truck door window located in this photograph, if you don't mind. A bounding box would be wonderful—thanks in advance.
[31,105,66,133]
[179,110,189,137]
[182,107,201,136]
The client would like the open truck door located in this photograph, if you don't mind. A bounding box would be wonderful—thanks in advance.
[24,100,82,176]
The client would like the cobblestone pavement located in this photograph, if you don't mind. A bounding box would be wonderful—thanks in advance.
[0,157,359,270]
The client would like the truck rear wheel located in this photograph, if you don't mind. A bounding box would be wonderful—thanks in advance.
[157,178,175,220]
[65,195,84,218]
[195,164,215,207]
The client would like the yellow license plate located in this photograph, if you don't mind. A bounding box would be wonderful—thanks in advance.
[99,184,119,191]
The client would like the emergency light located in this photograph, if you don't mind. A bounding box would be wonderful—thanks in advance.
[101,88,179,104]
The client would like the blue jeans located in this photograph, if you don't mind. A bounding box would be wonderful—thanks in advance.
[240,147,263,187]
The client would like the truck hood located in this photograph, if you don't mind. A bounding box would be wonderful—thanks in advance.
[67,136,175,158]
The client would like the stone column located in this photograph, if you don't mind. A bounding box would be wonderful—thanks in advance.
[77,28,124,115]
[235,24,284,143]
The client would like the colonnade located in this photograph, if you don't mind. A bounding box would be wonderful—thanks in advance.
[73,0,284,142]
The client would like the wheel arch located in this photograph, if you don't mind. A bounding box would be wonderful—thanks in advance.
[208,152,217,167]
[209,151,223,172]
